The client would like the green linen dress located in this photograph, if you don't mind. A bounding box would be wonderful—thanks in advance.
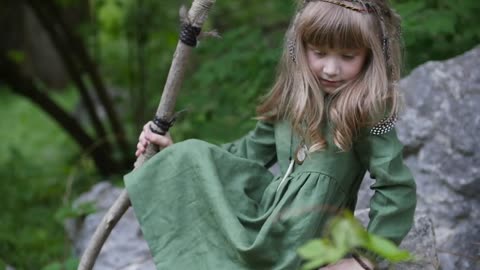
[124,120,416,270]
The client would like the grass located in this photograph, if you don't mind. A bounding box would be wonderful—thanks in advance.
[0,88,101,269]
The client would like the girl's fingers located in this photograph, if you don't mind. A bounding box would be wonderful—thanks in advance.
[135,140,149,157]
[139,133,148,147]
[134,122,173,157]
[145,129,173,147]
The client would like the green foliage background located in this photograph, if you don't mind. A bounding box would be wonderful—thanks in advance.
[1,0,479,268]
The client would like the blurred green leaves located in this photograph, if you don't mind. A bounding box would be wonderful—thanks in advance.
[174,26,283,142]
[97,0,124,37]
[0,90,98,269]
[55,202,96,222]
[394,0,480,70]
[6,50,25,64]
[41,257,79,270]
[298,211,412,270]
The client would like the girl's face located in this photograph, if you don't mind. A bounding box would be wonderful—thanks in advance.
[306,44,368,93]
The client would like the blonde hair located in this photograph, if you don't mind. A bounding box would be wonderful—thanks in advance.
[257,0,403,151]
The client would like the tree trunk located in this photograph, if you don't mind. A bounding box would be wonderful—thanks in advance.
[26,0,115,155]
[42,0,132,167]
[0,54,119,176]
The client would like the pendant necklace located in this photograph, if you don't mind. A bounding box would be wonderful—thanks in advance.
[294,142,308,165]
[277,132,308,191]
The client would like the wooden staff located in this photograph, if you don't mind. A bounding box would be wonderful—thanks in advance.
[78,0,216,269]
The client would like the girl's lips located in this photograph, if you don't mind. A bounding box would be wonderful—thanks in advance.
[320,78,342,87]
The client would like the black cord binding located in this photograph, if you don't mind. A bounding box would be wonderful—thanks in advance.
[150,109,187,135]
[180,23,201,47]
[151,116,176,135]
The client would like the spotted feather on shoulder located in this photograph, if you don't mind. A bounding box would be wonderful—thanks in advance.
[370,114,397,135]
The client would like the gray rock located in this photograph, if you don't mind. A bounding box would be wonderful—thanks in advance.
[357,46,480,269]
[398,47,480,198]
[355,209,439,270]
[399,214,440,270]
[399,46,480,269]
[436,222,480,270]
[65,182,155,270]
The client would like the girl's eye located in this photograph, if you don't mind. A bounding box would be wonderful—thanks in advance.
[314,51,326,57]
[342,54,355,60]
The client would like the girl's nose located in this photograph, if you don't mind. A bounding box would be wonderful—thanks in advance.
[323,59,339,77]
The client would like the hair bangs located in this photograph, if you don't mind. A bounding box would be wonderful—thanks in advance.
[299,2,371,50]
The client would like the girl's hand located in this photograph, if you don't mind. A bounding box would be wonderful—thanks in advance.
[135,121,173,157]
[318,257,373,270]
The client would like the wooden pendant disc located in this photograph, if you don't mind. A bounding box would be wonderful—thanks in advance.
[295,145,307,165]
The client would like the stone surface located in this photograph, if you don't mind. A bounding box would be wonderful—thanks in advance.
[357,46,480,269]
[355,209,439,270]
[65,182,155,270]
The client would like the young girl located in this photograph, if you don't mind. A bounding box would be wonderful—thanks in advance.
[127,0,416,269]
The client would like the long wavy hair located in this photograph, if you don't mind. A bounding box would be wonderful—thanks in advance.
[256,0,403,151]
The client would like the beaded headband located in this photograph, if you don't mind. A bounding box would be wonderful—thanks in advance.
[290,0,401,81]
[304,0,376,13]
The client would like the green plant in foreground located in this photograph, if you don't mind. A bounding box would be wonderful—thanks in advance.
[298,211,412,270]
[40,257,79,270]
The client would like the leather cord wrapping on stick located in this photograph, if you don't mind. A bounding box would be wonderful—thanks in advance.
[151,116,175,135]
[180,23,201,47]
[151,109,187,135]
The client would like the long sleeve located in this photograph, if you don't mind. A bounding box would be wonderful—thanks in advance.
[354,127,417,245]
[221,120,277,167]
